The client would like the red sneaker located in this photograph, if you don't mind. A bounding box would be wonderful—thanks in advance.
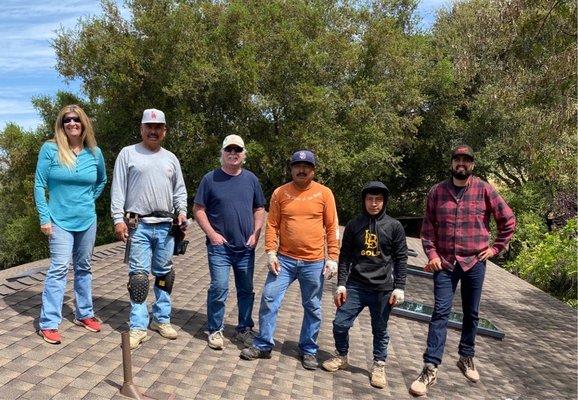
[74,317,101,332]
[39,329,61,344]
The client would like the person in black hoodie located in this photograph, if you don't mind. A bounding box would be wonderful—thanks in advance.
[322,181,407,388]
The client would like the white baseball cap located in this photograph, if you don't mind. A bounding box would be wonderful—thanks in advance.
[222,134,245,149]
[141,108,166,124]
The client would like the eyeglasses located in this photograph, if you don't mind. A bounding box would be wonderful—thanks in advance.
[224,146,243,153]
[63,117,81,124]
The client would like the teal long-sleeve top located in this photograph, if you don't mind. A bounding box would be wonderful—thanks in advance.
[34,141,107,232]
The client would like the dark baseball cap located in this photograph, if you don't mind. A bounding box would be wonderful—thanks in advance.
[290,150,316,167]
[451,145,474,160]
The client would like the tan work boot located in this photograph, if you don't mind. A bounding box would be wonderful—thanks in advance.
[208,330,224,350]
[129,329,148,349]
[457,356,480,382]
[322,353,349,372]
[409,364,438,396]
[370,360,386,388]
[150,320,177,340]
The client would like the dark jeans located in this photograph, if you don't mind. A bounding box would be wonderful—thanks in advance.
[333,283,393,362]
[423,260,486,366]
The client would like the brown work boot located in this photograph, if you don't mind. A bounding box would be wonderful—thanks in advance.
[409,364,438,396]
[457,356,480,382]
[322,352,349,372]
[370,360,386,388]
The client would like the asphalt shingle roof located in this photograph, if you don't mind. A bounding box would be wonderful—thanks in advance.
[0,225,575,399]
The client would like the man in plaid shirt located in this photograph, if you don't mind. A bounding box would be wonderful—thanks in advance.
[410,145,516,397]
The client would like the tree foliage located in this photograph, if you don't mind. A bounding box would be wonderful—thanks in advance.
[52,0,428,219]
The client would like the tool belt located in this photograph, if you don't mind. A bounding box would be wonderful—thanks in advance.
[124,211,188,256]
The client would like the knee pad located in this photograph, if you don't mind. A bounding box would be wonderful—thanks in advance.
[127,273,149,303]
[155,269,175,294]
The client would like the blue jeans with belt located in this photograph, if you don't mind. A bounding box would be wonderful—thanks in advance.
[424,260,486,366]
[253,254,324,355]
[333,282,393,361]
[128,222,174,330]
[39,222,97,330]
[206,243,255,333]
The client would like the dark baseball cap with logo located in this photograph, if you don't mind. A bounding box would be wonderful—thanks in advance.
[451,145,474,160]
[290,150,316,167]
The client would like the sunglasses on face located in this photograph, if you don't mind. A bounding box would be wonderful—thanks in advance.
[224,146,243,153]
[62,117,81,124]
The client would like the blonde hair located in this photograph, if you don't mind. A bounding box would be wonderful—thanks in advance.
[53,105,97,168]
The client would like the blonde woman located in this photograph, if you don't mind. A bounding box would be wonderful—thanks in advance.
[34,104,107,344]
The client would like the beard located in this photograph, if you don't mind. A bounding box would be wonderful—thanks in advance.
[451,168,472,180]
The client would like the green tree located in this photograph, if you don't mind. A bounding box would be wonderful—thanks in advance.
[53,0,430,221]
[0,124,47,267]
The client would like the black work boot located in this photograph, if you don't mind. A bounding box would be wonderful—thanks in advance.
[240,346,272,360]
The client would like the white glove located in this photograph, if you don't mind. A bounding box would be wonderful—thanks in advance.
[323,260,338,280]
[334,285,347,307]
[389,289,405,306]
[267,251,280,275]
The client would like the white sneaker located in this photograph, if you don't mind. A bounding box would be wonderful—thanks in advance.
[208,330,224,350]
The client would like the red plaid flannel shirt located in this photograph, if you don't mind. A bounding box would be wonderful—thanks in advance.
[421,176,516,271]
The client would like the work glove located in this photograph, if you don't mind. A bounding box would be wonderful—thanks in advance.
[323,260,338,280]
[334,286,347,308]
[267,251,280,276]
[388,288,405,306]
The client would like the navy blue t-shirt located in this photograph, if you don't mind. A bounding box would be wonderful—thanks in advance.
[194,168,266,249]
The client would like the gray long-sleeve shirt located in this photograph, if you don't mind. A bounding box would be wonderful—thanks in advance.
[111,143,187,224]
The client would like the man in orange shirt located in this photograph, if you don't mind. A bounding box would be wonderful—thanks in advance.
[240,150,339,370]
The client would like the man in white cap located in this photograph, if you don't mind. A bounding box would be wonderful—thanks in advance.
[111,108,188,349]
[193,134,266,350]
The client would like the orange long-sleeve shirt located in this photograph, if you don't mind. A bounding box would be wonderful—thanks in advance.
[265,181,339,261]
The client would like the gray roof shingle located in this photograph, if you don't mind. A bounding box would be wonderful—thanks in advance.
[0,226,575,399]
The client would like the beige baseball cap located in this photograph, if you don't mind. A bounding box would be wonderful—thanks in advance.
[222,134,245,149]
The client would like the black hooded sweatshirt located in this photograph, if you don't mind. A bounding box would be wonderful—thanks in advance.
[337,181,408,291]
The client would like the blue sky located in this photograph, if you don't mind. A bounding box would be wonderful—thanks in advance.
[0,0,451,132]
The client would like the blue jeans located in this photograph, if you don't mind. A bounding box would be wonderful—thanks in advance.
[333,283,392,361]
[39,222,97,330]
[128,222,174,330]
[253,254,324,355]
[424,260,486,365]
[206,243,255,333]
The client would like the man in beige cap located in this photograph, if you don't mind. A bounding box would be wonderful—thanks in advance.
[193,135,266,350]
[111,108,188,349]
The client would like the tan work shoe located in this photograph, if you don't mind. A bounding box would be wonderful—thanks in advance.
[370,360,386,388]
[457,356,480,382]
[208,330,224,350]
[322,353,349,372]
[409,364,438,396]
[150,320,177,340]
[129,329,148,349]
